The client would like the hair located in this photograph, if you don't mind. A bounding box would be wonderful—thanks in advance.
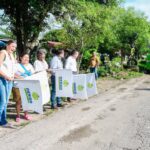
[56,49,64,56]
[7,40,16,45]
[70,50,78,56]
[37,48,47,55]
[20,52,29,58]
[19,52,29,62]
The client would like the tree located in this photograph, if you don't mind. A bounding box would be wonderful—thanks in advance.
[98,0,124,5]
[42,0,150,70]
[43,0,121,69]
[0,0,65,56]
[115,8,150,58]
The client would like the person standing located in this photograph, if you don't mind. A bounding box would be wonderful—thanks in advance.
[0,40,16,128]
[13,53,35,122]
[89,52,100,80]
[34,49,49,72]
[50,49,64,109]
[65,50,79,74]
[65,50,79,102]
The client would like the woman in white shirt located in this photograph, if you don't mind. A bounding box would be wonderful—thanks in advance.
[0,40,16,128]
[65,50,79,74]
[65,50,79,102]
[13,53,34,122]
[34,49,48,72]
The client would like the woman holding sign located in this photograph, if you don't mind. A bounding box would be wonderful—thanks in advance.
[34,49,49,72]
[65,50,79,102]
[65,50,79,74]
[13,53,34,122]
[0,40,16,128]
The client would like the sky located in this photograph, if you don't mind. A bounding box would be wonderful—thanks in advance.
[124,0,150,20]
[0,1,150,36]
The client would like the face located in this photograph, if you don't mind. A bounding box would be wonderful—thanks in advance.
[73,51,79,59]
[7,43,17,53]
[20,54,29,65]
[93,52,97,57]
[60,50,64,58]
[38,53,46,61]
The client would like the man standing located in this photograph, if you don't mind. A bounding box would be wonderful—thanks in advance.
[50,49,64,109]
[89,52,100,80]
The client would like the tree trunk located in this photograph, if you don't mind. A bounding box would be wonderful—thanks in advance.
[120,49,124,69]
[77,37,84,72]
[15,5,26,57]
[14,1,37,57]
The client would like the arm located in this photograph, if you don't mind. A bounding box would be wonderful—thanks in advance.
[34,61,39,72]
[50,57,58,69]
[29,64,35,74]
[88,57,92,68]
[96,57,100,66]
[65,58,71,69]
[0,51,13,81]
[14,73,24,79]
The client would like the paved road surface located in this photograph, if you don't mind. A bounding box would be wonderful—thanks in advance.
[0,76,150,150]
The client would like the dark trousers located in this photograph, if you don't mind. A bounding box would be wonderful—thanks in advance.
[50,75,61,107]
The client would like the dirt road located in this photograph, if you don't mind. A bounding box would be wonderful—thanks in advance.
[0,76,150,150]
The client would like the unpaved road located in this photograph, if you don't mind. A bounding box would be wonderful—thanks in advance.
[0,76,150,150]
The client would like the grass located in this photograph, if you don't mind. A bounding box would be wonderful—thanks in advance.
[17,121,30,127]
[44,109,54,116]
[112,71,143,80]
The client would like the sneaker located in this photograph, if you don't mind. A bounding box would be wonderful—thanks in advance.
[2,123,17,129]
[24,114,32,121]
[51,105,58,109]
[71,98,77,101]
[67,98,72,103]
[16,117,20,122]
[57,104,64,108]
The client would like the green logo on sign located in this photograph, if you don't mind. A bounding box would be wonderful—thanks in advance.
[77,85,84,91]
[87,83,93,88]
[32,92,39,101]
[63,80,69,87]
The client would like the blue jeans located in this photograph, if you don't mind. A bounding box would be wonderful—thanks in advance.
[50,75,61,107]
[0,77,13,125]
[90,67,98,80]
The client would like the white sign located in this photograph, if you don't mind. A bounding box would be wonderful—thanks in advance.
[72,74,88,100]
[55,69,73,97]
[16,71,50,114]
[55,72,97,99]
[86,73,98,97]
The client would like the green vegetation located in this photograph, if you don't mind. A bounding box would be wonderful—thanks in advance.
[138,54,150,73]
[0,0,150,76]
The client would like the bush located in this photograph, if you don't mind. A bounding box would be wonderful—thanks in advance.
[97,66,108,77]
[138,54,150,73]
[97,56,142,79]
[80,48,97,70]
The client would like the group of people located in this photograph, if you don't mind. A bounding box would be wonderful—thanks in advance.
[50,49,79,109]
[0,40,99,128]
[0,40,80,128]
